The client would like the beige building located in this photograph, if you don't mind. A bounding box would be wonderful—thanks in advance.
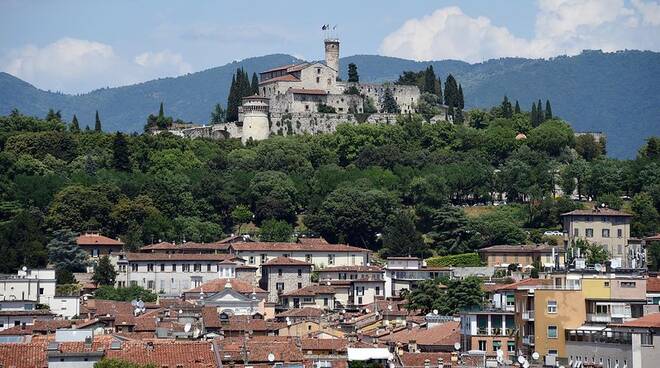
[317,265,385,307]
[259,256,312,303]
[478,244,566,269]
[561,207,633,267]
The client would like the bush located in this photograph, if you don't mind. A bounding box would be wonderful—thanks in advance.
[426,253,483,267]
[317,104,336,113]
[94,285,157,302]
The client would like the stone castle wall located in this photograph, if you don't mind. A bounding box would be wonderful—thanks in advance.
[268,112,401,136]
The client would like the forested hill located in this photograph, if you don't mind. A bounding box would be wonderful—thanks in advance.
[1,50,659,158]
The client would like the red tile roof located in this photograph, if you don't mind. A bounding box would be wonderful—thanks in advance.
[217,336,304,363]
[0,342,47,368]
[379,321,460,347]
[399,352,452,368]
[259,74,301,85]
[77,233,124,246]
[318,265,383,273]
[186,278,266,294]
[0,320,73,335]
[105,340,217,368]
[561,208,633,217]
[289,88,328,95]
[126,253,240,261]
[646,233,660,241]
[281,284,336,297]
[648,277,660,293]
[297,238,329,245]
[478,244,565,254]
[493,278,553,291]
[139,241,231,252]
[229,242,369,253]
[263,256,312,266]
[260,63,301,74]
[301,338,348,352]
[276,307,324,319]
[615,312,660,328]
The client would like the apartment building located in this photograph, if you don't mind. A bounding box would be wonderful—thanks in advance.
[259,256,312,303]
[317,265,385,307]
[460,310,517,360]
[478,244,565,269]
[115,253,244,296]
[561,208,632,267]
[383,257,451,298]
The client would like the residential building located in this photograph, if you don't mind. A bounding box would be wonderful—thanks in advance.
[460,310,517,360]
[280,285,342,310]
[317,265,385,306]
[379,321,460,353]
[228,240,370,270]
[478,244,566,269]
[383,257,451,298]
[115,252,244,296]
[610,312,660,368]
[76,232,124,258]
[561,207,633,267]
[183,278,268,316]
[259,256,312,303]
[646,275,660,305]
[0,268,56,306]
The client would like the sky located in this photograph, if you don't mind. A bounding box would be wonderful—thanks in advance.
[1,0,660,94]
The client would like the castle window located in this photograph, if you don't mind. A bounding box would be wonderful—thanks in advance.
[317,68,321,74]
[316,77,320,83]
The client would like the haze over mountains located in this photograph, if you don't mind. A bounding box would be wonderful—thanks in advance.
[1,50,659,158]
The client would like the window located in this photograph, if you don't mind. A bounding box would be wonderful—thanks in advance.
[574,228,579,237]
[147,264,154,272]
[278,268,283,277]
[617,244,623,254]
[194,264,201,272]
[316,77,320,83]
[276,282,284,291]
[376,286,380,295]
[147,280,154,289]
[191,276,202,288]
[298,282,302,289]
[586,228,594,237]
[172,264,176,272]
[506,294,515,307]
[182,264,190,272]
[478,340,486,351]
[547,300,557,314]
[617,229,622,238]
[261,254,267,263]
[39,288,44,295]
[602,229,610,238]
[324,298,328,306]
[130,280,138,287]
[249,256,255,264]
[507,341,515,352]
[548,350,558,356]
[317,68,321,74]
[492,340,501,351]
[207,264,211,272]
[305,254,312,262]
[641,333,653,345]
[303,297,313,303]
[339,273,347,280]
[297,269,302,277]
[328,254,335,265]
[621,281,636,288]
[160,264,165,272]
[548,325,558,338]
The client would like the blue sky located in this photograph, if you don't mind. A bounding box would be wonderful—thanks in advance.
[1,0,659,93]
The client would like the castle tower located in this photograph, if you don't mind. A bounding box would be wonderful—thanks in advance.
[240,95,270,144]
[324,38,340,73]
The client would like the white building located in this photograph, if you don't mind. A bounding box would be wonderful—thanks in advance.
[317,265,385,307]
[383,257,452,298]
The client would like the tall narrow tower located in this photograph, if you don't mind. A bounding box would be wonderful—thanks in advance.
[324,38,340,73]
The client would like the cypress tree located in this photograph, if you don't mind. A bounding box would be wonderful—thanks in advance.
[448,105,455,121]
[458,84,464,109]
[94,111,102,132]
[347,63,359,83]
[70,114,80,132]
[537,99,544,123]
[437,77,443,101]
[531,102,538,126]
[382,88,400,113]
[444,74,458,107]
[226,74,237,122]
[545,100,553,120]
[501,96,513,118]
[423,66,437,94]
[112,132,131,171]
[251,72,259,95]
[158,102,164,118]
[514,100,521,114]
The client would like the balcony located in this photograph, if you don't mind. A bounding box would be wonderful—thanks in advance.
[565,329,632,345]
[522,335,535,346]
[522,311,535,321]
[475,327,515,336]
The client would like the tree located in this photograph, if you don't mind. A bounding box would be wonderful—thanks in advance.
[545,100,553,120]
[575,134,604,161]
[405,276,484,315]
[500,96,513,118]
[158,102,164,118]
[381,87,400,113]
[226,68,252,122]
[251,72,259,95]
[363,96,377,114]
[94,285,157,302]
[419,206,478,254]
[70,114,80,132]
[231,205,253,234]
[444,75,459,107]
[259,219,293,242]
[423,66,437,94]
[648,241,660,271]
[94,110,102,132]
[572,238,609,265]
[347,63,359,83]
[92,255,118,286]
[0,209,48,273]
[530,102,538,127]
[211,103,226,124]
[514,100,521,114]
[631,192,659,237]
[112,132,131,171]
[47,229,88,273]
[381,210,429,258]
[527,120,575,156]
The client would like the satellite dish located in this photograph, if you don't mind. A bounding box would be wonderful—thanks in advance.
[21,266,27,272]
[523,362,530,368]
[518,356,527,364]
[594,264,603,272]
[453,342,461,351]
[83,295,88,301]
[134,308,141,316]
[184,323,192,333]
[387,305,393,311]
[268,353,275,362]
[365,308,370,313]
[137,300,145,309]
[131,300,138,307]
[433,309,438,315]
[179,309,183,315]
[532,352,540,360]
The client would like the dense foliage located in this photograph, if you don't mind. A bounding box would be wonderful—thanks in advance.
[94,285,158,302]
[0,108,658,273]
[426,253,483,267]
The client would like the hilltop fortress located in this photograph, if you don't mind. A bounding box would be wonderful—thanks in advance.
[168,39,450,143]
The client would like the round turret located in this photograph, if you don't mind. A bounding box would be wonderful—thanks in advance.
[241,95,270,144]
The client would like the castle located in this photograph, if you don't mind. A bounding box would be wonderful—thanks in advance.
[168,39,450,143]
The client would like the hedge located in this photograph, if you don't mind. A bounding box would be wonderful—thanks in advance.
[426,253,483,267]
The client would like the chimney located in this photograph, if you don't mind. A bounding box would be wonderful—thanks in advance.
[437,358,444,368]
[424,359,430,368]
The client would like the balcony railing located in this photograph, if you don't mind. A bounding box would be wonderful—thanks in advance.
[475,327,515,336]
[522,311,535,320]
[565,329,632,345]
[586,314,612,323]
[522,335,535,345]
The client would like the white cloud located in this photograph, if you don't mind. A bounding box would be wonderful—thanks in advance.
[1,38,192,93]
[380,0,660,62]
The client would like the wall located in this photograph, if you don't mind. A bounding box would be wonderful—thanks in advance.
[261,265,312,303]
[234,250,369,270]
[565,340,631,368]
[534,289,586,361]
[354,83,420,114]
[563,215,630,265]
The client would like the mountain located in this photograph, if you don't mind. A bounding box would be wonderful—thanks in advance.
[1,50,659,158]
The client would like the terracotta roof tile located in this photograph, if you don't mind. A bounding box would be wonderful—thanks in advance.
[260,63,301,74]
[263,256,312,266]
[186,278,266,294]
[647,277,660,293]
[301,338,348,352]
[0,342,47,368]
[297,238,329,245]
[259,74,301,85]
[0,320,73,335]
[276,307,324,318]
[126,253,240,262]
[77,233,124,246]
[281,284,336,297]
[318,265,383,273]
[561,208,633,217]
[105,340,217,368]
[230,242,369,253]
[399,352,452,368]
[493,278,553,291]
[217,337,304,363]
[615,312,660,328]
[379,321,460,347]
